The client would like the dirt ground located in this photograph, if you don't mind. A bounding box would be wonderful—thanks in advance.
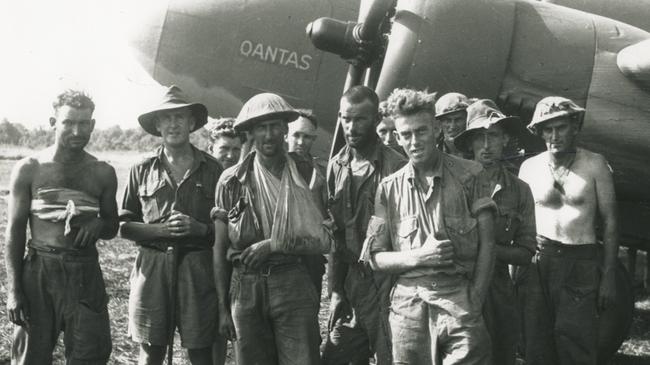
[0,150,648,364]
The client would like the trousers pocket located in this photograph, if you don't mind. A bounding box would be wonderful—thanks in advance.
[563,259,599,300]
[71,300,112,361]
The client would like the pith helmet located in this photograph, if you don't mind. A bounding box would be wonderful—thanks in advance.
[528,96,585,133]
[235,93,299,131]
[435,92,470,119]
[454,99,528,152]
[137,85,208,136]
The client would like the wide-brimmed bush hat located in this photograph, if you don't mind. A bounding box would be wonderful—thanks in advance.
[435,92,470,119]
[138,85,208,136]
[528,96,585,134]
[454,99,528,152]
[234,93,298,131]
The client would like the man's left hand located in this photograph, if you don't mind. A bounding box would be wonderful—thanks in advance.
[73,217,103,248]
[167,211,205,238]
[241,239,272,269]
[598,268,617,311]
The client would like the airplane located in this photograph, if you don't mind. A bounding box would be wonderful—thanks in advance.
[127,0,650,361]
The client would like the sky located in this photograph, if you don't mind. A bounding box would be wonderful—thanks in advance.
[0,0,164,130]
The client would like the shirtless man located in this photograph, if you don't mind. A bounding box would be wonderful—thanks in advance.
[5,90,119,364]
[519,96,618,365]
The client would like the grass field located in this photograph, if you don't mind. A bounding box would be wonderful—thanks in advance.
[0,149,649,364]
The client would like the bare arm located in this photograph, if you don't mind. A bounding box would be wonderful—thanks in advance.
[73,164,119,247]
[4,159,35,326]
[119,221,174,241]
[471,209,496,304]
[372,238,454,273]
[495,245,533,266]
[594,155,618,310]
[98,164,119,239]
[213,220,236,340]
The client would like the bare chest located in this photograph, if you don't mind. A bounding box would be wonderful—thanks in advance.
[32,162,103,197]
[531,170,593,209]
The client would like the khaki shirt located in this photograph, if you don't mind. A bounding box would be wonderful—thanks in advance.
[120,145,222,250]
[490,164,536,254]
[327,140,407,263]
[212,151,320,263]
[362,154,496,278]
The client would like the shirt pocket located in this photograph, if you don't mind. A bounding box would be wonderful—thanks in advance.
[138,179,167,222]
[227,195,261,250]
[191,181,215,222]
[397,215,419,251]
[445,215,478,264]
[495,208,522,245]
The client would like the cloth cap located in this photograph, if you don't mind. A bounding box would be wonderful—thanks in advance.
[454,99,528,152]
[435,92,470,119]
[235,93,298,131]
[528,96,585,133]
[137,85,208,136]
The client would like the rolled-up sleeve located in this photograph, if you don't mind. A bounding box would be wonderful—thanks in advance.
[119,166,143,222]
[211,176,231,224]
[359,183,392,264]
[469,170,498,216]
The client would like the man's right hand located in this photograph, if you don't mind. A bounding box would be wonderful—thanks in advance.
[416,236,454,268]
[328,291,347,330]
[7,289,29,327]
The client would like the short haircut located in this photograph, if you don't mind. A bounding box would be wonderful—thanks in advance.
[52,89,95,113]
[341,85,379,110]
[295,109,318,129]
[378,100,391,119]
[385,88,437,118]
[206,117,246,144]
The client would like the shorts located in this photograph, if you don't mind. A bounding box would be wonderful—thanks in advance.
[128,246,217,349]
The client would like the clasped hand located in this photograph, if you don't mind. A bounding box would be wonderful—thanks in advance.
[416,236,455,268]
[165,211,204,238]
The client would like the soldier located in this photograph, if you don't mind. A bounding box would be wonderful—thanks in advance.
[435,92,471,158]
[212,93,330,365]
[5,90,118,364]
[519,96,618,365]
[376,101,404,156]
[120,86,222,365]
[454,99,537,365]
[206,117,246,169]
[361,88,497,364]
[322,86,406,365]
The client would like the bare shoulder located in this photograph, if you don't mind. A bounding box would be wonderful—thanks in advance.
[576,148,612,177]
[89,159,118,184]
[518,152,545,178]
[10,155,40,183]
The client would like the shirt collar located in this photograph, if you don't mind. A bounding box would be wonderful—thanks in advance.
[153,144,206,167]
[334,137,383,167]
[406,155,443,188]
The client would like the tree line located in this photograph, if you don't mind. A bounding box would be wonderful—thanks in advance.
[0,118,211,152]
